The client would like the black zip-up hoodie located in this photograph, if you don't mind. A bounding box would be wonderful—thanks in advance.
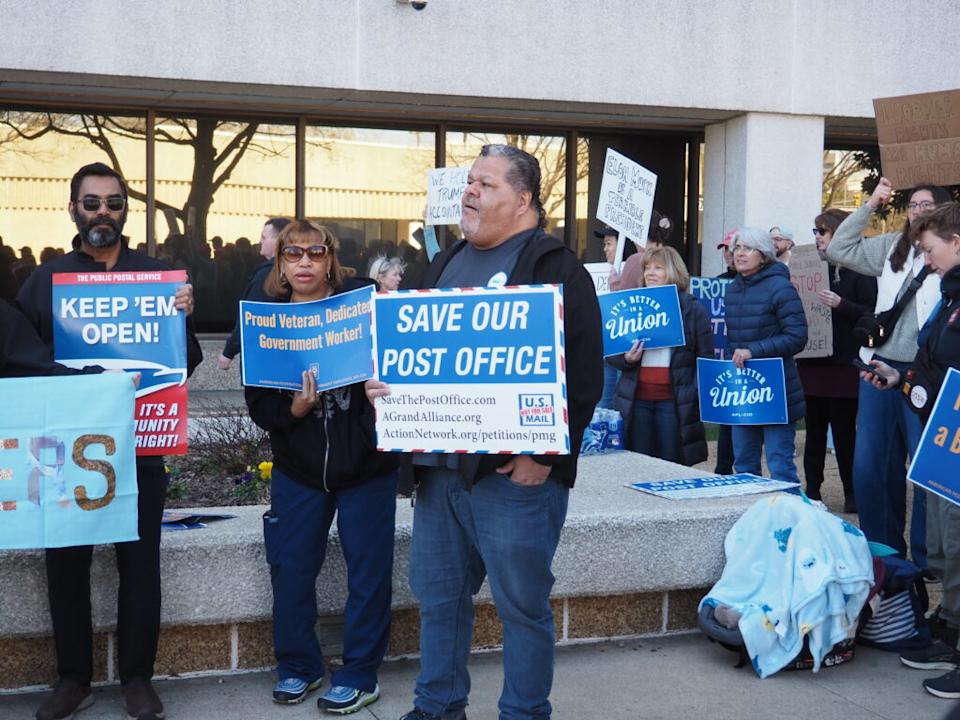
[245,277,397,491]
[418,229,603,488]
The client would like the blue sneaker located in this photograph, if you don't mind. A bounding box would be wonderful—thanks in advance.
[317,684,380,714]
[272,677,323,704]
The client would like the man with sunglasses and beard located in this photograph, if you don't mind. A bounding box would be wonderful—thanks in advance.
[16,162,202,720]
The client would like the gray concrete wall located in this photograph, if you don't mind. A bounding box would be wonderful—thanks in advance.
[2,0,959,119]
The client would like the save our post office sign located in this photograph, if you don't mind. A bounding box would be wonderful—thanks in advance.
[371,285,568,454]
[908,367,960,506]
[697,358,789,425]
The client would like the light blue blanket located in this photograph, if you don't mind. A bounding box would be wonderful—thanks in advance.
[701,494,873,678]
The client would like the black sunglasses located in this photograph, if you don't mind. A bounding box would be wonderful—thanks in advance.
[812,228,829,236]
[79,195,125,212]
[281,244,329,261]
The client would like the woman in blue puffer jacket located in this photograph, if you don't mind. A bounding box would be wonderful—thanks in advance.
[725,227,808,482]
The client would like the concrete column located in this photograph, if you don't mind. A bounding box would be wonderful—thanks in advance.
[701,113,825,277]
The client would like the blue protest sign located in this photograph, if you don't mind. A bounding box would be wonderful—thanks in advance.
[240,285,374,392]
[597,284,685,357]
[690,276,731,359]
[0,374,138,549]
[697,358,789,425]
[372,285,568,454]
[908,367,960,506]
[53,271,189,455]
[628,473,798,500]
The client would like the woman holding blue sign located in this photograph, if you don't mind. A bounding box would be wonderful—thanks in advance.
[608,246,713,465]
[245,220,397,714]
[861,203,960,699]
[725,228,808,483]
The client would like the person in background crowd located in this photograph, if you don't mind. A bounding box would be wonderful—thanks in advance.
[367,254,406,291]
[245,220,398,714]
[713,229,738,475]
[0,244,16,301]
[11,245,37,286]
[725,227,808,482]
[608,246,713,465]
[367,144,602,720]
[609,210,674,291]
[17,162,202,720]
[860,203,960,699]
[219,217,291,370]
[770,226,795,265]
[797,209,877,513]
[595,225,637,409]
[825,178,951,568]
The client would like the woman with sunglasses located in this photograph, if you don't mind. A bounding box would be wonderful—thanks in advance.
[245,220,397,714]
[796,209,877,513]
[825,178,951,569]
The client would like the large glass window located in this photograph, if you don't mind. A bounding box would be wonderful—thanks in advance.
[304,126,435,288]
[154,117,296,330]
[0,111,147,292]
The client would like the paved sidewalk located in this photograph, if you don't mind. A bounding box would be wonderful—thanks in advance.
[3,633,954,720]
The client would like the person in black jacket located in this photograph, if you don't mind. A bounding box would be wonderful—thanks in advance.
[797,209,877,513]
[607,246,714,465]
[1,299,99,377]
[862,203,960,699]
[245,220,397,714]
[16,162,202,720]
[367,144,602,720]
[218,217,291,370]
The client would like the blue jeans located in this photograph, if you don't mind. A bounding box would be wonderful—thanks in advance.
[409,467,569,720]
[264,467,398,691]
[598,363,619,410]
[732,423,800,483]
[854,370,927,566]
[628,399,682,464]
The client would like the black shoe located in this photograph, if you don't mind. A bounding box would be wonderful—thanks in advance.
[122,678,165,720]
[842,498,857,514]
[924,667,960,699]
[35,681,94,720]
[399,709,467,720]
[805,486,822,501]
[900,640,960,671]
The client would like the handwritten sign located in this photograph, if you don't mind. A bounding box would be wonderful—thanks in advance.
[372,286,568,454]
[596,149,657,246]
[697,358,789,425]
[690,276,732,359]
[426,166,470,226]
[0,374,138,549]
[874,89,960,190]
[597,285,685,357]
[240,285,374,391]
[584,262,612,295]
[53,271,189,455]
[789,244,833,359]
[908,367,960,506]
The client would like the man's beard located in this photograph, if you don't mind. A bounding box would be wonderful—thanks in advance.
[77,213,125,248]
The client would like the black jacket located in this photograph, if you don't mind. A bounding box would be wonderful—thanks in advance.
[419,230,603,488]
[799,265,877,368]
[15,237,204,465]
[901,265,960,423]
[222,261,274,360]
[245,277,398,492]
[608,291,714,465]
[0,299,98,378]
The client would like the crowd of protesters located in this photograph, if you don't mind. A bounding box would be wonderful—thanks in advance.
[3,146,960,719]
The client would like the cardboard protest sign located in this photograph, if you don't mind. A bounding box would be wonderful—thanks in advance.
[874,89,960,190]
[697,358,789,425]
[426,166,470,226]
[596,149,657,267]
[788,244,833,359]
[583,262,612,295]
[372,285,568,454]
[597,285,685,357]
[628,473,798,500]
[908,367,960,506]
[0,374,138,549]
[240,285,374,392]
[53,270,189,455]
[690,276,732,359]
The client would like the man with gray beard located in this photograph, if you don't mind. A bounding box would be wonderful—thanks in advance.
[16,162,202,720]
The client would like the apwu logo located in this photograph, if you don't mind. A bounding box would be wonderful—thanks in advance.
[518,394,555,426]
[710,367,774,412]
[605,294,669,340]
